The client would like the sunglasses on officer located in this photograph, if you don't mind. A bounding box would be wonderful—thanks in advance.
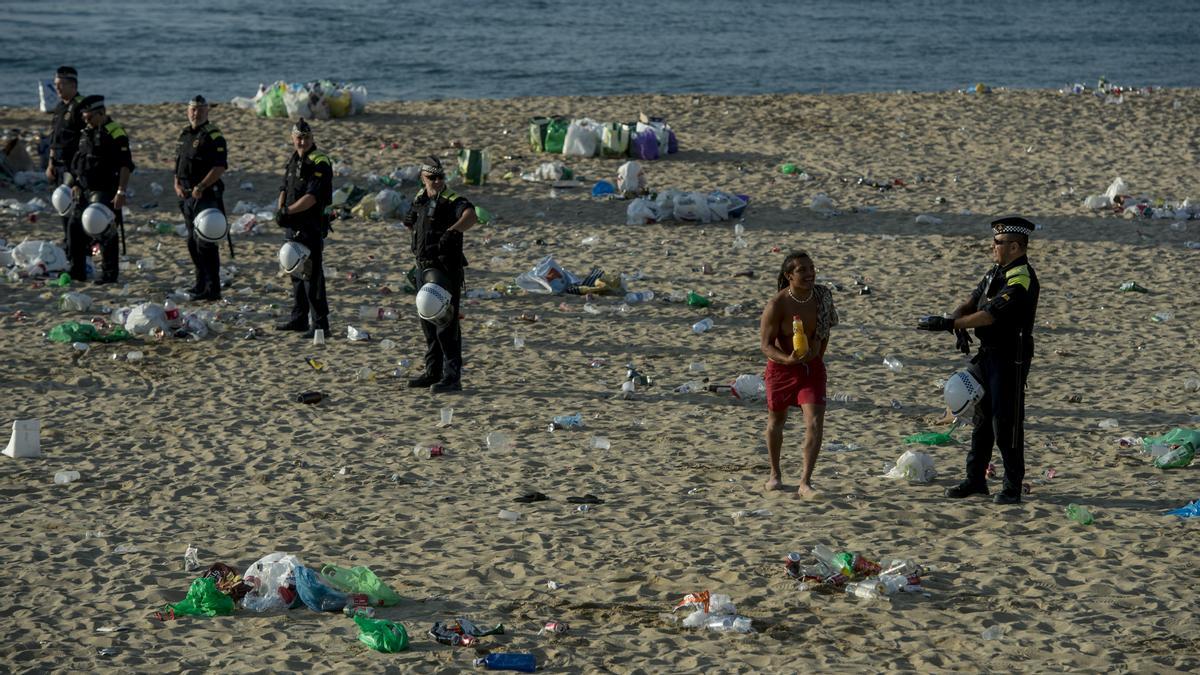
[992,237,1018,247]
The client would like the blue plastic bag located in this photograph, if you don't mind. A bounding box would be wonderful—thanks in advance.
[1166,500,1200,518]
[294,565,349,611]
[591,180,615,197]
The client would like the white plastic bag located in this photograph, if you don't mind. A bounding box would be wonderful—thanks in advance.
[654,188,684,217]
[59,291,93,312]
[617,161,643,195]
[1082,194,1111,210]
[1104,177,1129,200]
[374,189,407,219]
[884,450,937,482]
[730,374,766,402]
[674,191,714,222]
[124,303,169,336]
[514,255,576,294]
[626,198,659,225]
[706,192,745,221]
[39,80,57,113]
[241,552,303,612]
[562,119,600,157]
[11,239,68,271]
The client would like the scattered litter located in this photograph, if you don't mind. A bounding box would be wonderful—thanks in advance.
[883,450,937,482]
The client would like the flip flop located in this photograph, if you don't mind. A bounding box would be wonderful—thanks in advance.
[566,494,603,504]
[513,492,549,503]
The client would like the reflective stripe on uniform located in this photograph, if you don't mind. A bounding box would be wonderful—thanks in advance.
[309,152,331,165]
[104,121,127,139]
[1005,264,1030,290]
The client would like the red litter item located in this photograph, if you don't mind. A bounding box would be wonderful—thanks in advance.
[673,590,710,613]
[850,554,882,577]
[985,463,997,479]
[542,621,569,635]
[1044,468,1057,479]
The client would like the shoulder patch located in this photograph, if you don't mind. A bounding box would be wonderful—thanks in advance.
[442,190,458,201]
[208,130,223,140]
[1005,265,1031,290]
[73,94,83,103]
[309,152,331,165]
[104,121,127,139]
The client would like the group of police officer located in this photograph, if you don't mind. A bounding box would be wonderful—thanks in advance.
[42,66,1038,499]
[45,66,474,394]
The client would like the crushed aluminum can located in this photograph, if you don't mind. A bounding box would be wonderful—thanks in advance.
[541,621,569,635]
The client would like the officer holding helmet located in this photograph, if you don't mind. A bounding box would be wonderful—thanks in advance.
[46,66,86,244]
[275,118,332,338]
[917,216,1040,505]
[404,155,477,393]
[68,95,134,284]
[174,95,228,301]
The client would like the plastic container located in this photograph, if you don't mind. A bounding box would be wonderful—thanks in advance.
[883,356,903,372]
[440,407,454,426]
[486,431,512,451]
[54,470,81,485]
[358,306,398,321]
[590,436,611,450]
[550,413,584,431]
[413,443,445,460]
[1066,503,1094,525]
[691,318,714,334]
[624,290,654,304]
[498,509,521,522]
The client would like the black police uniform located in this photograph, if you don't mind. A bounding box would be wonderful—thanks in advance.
[48,92,86,240]
[69,116,135,283]
[404,187,472,386]
[964,254,1040,497]
[278,145,332,333]
[175,120,228,298]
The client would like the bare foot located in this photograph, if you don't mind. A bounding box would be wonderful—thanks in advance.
[796,483,820,499]
[764,477,782,492]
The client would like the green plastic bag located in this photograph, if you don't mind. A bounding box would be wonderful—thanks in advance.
[47,322,131,344]
[1144,428,1200,454]
[168,577,235,617]
[904,431,958,446]
[256,83,287,118]
[544,118,569,154]
[457,148,490,186]
[475,205,492,225]
[529,117,551,153]
[52,272,72,287]
[355,614,408,653]
[320,564,402,606]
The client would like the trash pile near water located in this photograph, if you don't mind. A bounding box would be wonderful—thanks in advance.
[232,80,367,120]
[529,114,679,161]
[786,546,929,601]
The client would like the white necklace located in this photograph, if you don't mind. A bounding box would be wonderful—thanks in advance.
[788,287,814,304]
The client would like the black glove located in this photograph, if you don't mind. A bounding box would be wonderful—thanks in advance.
[955,329,973,355]
[276,206,290,228]
[917,315,955,332]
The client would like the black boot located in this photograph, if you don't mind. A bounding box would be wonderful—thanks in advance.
[945,480,989,498]
[275,319,308,332]
[408,372,441,388]
[430,379,462,394]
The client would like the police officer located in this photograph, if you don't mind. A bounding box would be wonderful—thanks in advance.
[275,118,332,338]
[46,66,86,244]
[68,95,134,284]
[403,156,477,393]
[174,95,227,301]
[917,216,1040,505]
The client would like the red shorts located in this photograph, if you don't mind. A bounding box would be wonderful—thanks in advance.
[765,359,827,412]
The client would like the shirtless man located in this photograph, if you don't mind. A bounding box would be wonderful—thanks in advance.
[759,251,839,497]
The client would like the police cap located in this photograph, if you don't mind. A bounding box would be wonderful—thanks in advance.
[55,66,78,82]
[420,155,445,179]
[80,95,105,112]
[991,216,1035,238]
[292,117,312,137]
[188,95,208,108]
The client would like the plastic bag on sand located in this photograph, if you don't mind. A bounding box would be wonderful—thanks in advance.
[626,198,658,225]
[356,614,409,652]
[730,374,766,403]
[1082,194,1111,210]
[11,240,68,271]
[884,450,937,482]
[617,161,643,195]
[48,321,130,344]
[374,189,408,219]
[515,255,578,295]
[674,191,713,222]
[241,552,302,612]
[320,564,402,606]
[810,193,835,213]
[1104,177,1129,200]
[125,303,170,336]
[167,576,235,617]
[294,565,349,611]
[562,119,600,157]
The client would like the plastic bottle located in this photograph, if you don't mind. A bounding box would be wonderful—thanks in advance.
[792,316,809,355]
[667,290,688,303]
[686,290,711,308]
[358,306,398,321]
[1066,503,1094,525]
[1118,281,1149,293]
[1153,446,1195,469]
[811,544,852,576]
[413,443,445,459]
[691,318,714,334]
[475,653,536,672]
[883,355,903,372]
[845,582,883,600]
[675,380,705,393]
[54,470,81,485]
[163,298,180,322]
[624,290,654,304]
[549,413,584,431]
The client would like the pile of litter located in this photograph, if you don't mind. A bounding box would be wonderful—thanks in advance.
[1081,177,1198,220]
[232,80,367,120]
[530,115,678,161]
[786,546,929,600]
[626,188,748,225]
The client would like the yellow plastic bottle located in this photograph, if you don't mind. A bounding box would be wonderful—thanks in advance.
[792,316,809,355]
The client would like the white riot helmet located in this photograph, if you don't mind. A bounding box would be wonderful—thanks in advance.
[51,185,75,216]
[278,241,312,279]
[416,281,454,329]
[194,208,228,243]
[81,203,115,237]
[944,369,985,417]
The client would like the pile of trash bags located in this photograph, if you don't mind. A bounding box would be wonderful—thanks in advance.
[1,239,68,280]
[626,188,748,225]
[1081,176,1199,220]
[233,80,367,120]
[530,115,678,161]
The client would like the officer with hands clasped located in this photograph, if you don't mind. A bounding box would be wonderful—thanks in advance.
[275,118,332,339]
[917,216,1041,505]
[174,95,228,301]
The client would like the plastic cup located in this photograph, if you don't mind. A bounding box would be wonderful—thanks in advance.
[126,351,143,362]
[590,436,611,450]
[312,328,325,346]
[54,470,80,485]
[498,509,521,522]
[440,407,454,426]
[486,431,511,451]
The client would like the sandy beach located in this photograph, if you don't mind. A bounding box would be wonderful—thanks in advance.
[1,88,1198,672]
